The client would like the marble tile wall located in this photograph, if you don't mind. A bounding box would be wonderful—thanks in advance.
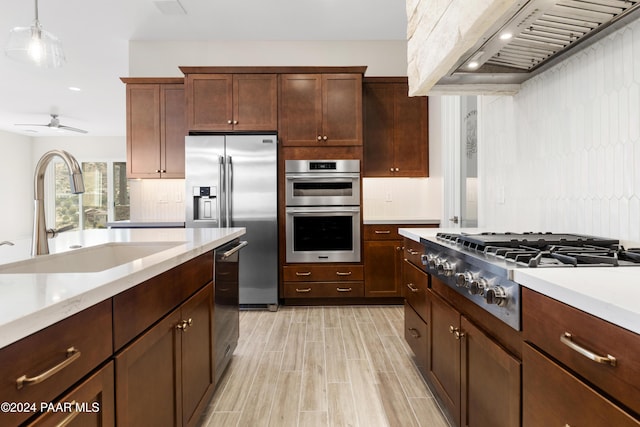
[479,17,640,242]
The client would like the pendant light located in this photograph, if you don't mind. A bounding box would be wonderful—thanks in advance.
[5,0,65,68]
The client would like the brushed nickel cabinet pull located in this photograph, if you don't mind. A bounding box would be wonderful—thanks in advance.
[408,328,420,339]
[296,288,312,293]
[407,249,420,255]
[374,230,391,234]
[295,271,312,276]
[176,318,193,331]
[336,271,352,276]
[449,326,464,339]
[16,347,81,389]
[336,287,352,292]
[560,332,616,366]
[406,283,419,292]
[57,400,79,427]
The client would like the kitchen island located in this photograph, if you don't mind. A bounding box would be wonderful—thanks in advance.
[0,227,245,427]
[399,227,640,426]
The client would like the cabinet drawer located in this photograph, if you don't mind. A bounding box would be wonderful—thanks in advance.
[364,225,401,240]
[523,288,640,416]
[113,251,213,350]
[26,361,115,427]
[403,238,425,269]
[523,344,639,426]
[282,265,363,282]
[402,260,429,323]
[404,302,428,378]
[0,300,112,427]
[283,281,364,298]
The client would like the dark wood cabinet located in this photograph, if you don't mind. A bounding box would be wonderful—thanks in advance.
[26,361,115,427]
[428,288,521,427]
[123,79,186,179]
[404,301,429,378]
[522,288,640,422]
[523,343,639,427]
[115,284,214,427]
[282,264,364,299]
[184,73,277,131]
[363,77,428,177]
[279,73,363,146]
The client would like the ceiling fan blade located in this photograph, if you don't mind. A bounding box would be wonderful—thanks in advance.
[14,123,49,127]
[58,124,88,134]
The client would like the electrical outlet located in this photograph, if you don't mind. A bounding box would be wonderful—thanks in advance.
[385,192,392,202]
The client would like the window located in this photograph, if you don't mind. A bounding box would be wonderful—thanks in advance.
[50,160,129,230]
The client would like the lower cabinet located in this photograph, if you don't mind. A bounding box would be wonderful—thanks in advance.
[282,264,364,299]
[404,301,429,378]
[427,291,521,427]
[115,284,214,427]
[523,344,639,427]
[26,362,115,427]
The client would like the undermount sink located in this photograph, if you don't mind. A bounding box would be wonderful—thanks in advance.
[0,242,185,274]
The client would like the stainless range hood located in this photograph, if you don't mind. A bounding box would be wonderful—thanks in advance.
[429,0,640,93]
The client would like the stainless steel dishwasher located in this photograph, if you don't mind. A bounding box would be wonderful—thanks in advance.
[213,238,247,384]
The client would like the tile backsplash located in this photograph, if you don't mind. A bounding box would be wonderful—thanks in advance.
[479,16,640,242]
[362,178,441,221]
[129,179,186,222]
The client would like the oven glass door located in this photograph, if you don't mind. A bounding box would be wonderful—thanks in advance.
[286,206,361,263]
[285,174,360,206]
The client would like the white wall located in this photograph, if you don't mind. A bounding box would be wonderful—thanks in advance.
[479,17,640,242]
[0,130,32,240]
[129,40,443,222]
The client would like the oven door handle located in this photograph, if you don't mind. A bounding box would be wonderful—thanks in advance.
[286,207,360,214]
[285,174,360,180]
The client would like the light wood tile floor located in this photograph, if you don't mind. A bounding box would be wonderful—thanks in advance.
[199,305,451,427]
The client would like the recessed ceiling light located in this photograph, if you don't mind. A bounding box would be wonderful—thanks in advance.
[68,86,81,92]
[500,32,513,40]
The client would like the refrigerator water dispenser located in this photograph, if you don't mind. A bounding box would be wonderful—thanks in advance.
[193,186,217,222]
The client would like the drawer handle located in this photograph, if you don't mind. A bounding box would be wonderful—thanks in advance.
[16,347,81,389]
[407,249,420,255]
[296,288,312,293]
[408,328,420,339]
[560,332,617,367]
[57,400,80,427]
[295,271,312,276]
[336,271,352,276]
[406,283,419,293]
[176,318,193,331]
[336,287,353,292]
[374,230,391,234]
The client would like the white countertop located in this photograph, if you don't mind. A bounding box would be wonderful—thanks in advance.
[363,219,440,225]
[399,227,640,335]
[0,227,245,349]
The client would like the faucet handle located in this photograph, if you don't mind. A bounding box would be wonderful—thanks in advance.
[47,224,75,238]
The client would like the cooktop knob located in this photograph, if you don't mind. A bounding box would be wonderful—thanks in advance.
[436,260,456,277]
[468,278,487,296]
[423,253,437,268]
[455,272,472,288]
[484,286,507,306]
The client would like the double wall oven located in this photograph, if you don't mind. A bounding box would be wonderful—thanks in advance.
[285,160,361,263]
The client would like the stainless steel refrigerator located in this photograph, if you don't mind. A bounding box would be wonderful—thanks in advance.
[185,134,278,309]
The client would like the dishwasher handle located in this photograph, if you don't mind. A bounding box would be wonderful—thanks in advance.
[222,240,248,259]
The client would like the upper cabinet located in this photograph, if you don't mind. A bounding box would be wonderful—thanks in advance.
[279,73,363,146]
[363,77,429,177]
[183,72,277,132]
[122,78,186,179]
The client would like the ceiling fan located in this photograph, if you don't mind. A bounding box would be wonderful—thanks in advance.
[15,114,88,134]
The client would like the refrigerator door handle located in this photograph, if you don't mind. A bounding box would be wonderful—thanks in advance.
[218,155,226,227]
[226,155,233,227]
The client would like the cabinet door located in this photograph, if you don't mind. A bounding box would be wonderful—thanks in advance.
[26,362,115,427]
[364,240,403,297]
[279,74,322,146]
[181,285,214,427]
[161,84,186,178]
[115,310,181,427]
[186,74,233,131]
[461,317,520,427]
[405,302,429,378]
[126,84,161,178]
[393,84,428,177]
[523,344,640,427]
[429,292,461,426]
[233,74,277,131]
[322,74,362,146]
[363,83,394,176]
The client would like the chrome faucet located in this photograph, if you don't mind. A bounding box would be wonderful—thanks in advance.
[32,150,85,256]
